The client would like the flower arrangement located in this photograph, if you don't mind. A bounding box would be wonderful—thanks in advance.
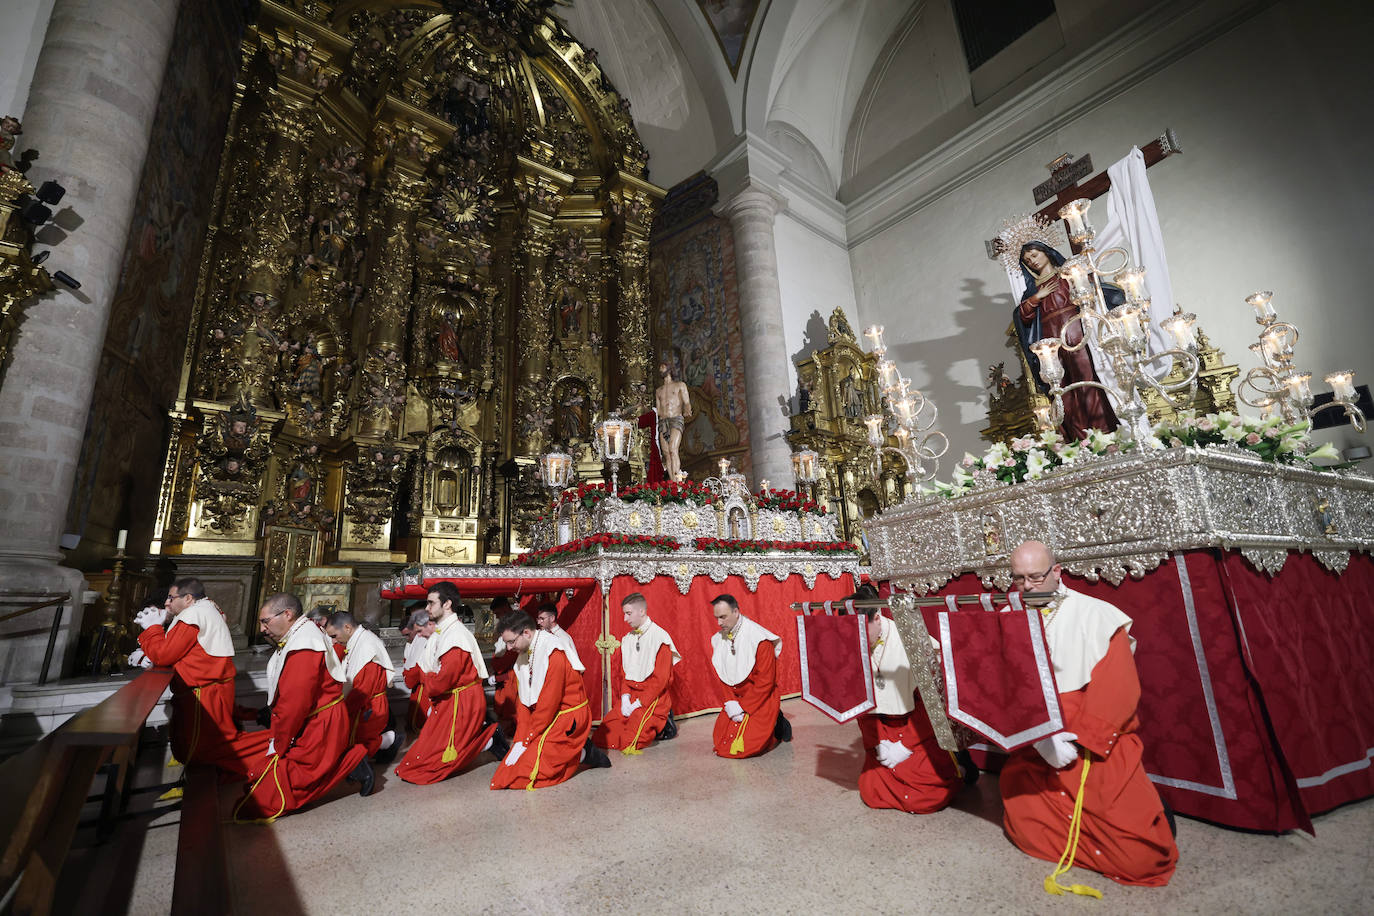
[753,488,826,514]
[929,413,1341,498]
[692,537,860,554]
[552,479,718,511]
[512,532,680,567]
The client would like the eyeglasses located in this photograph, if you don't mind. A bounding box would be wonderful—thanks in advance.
[258,607,287,627]
[1010,566,1055,585]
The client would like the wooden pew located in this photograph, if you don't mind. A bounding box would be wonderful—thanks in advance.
[171,763,232,916]
[0,668,173,916]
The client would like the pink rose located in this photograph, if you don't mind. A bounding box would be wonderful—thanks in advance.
[1245,432,1262,445]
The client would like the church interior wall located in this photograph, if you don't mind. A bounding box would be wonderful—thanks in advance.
[848,0,1374,463]
[0,0,57,118]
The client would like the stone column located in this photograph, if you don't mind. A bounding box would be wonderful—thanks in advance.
[716,185,794,488]
[0,0,180,682]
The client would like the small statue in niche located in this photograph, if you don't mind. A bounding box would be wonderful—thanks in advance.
[841,369,864,419]
[436,311,465,365]
[553,288,582,337]
[289,463,313,503]
[558,390,588,442]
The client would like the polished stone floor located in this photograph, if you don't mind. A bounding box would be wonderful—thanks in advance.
[75,700,1374,915]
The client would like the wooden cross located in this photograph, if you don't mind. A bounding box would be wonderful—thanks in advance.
[987,127,1183,259]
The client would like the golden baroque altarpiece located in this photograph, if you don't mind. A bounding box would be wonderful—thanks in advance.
[150,0,663,600]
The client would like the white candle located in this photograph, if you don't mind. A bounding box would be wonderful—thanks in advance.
[1246,291,1277,323]
[1326,370,1356,401]
[116,529,127,550]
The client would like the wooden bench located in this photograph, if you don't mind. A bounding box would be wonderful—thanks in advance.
[0,668,172,916]
[171,762,232,916]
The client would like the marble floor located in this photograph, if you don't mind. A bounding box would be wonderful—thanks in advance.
[68,700,1373,915]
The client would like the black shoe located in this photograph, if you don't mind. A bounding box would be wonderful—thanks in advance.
[489,726,511,761]
[349,758,375,797]
[582,739,612,769]
[374,731,400,767]
[955,749,980,786]
[657,711,678,741]
[773,712,792,743]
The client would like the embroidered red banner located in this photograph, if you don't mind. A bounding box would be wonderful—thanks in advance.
[797,613,874,723]
[921,604,1063,751]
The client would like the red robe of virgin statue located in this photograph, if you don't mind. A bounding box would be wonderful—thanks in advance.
[1020,275,1118,438]
[137,598,244,775]
[1000,591,1178,886]
[232,618,367,822]
[491,638,591,790]
[397,615,496,785]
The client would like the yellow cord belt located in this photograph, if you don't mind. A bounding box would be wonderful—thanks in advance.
[1044,756,1103,899]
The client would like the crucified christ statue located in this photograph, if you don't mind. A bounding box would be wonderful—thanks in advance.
[655,360,692,482]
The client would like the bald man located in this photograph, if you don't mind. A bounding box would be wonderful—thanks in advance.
[1000,540,1178,888]
[233,593,370,823]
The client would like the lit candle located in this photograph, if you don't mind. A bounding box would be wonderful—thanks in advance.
[1058,198,1093,241]
[1111,305,1145,342]
[759,478,770,494]
[876,359,899,392]
[1160,311,1197,350]
[1260,326,1292,363]
[892,398,915,425]
[1260,400,1278,420]
[1033,404,1054,431]
[1246,290,1277,323]
[1116,267,1148,304]
[116,529,128,550]
[895,377,911,400]
[1249,342,1270,368]
[863,325,886,353]
[863,414,884,447]
[1285,371,1313,406]
[1059,256,1094,299]
[719,457,731,478]
[893,426,911,448]
[1326,370,1357,401]
[1029,338,1065,384]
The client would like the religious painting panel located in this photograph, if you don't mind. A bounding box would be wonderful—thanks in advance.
[650,175,750,479]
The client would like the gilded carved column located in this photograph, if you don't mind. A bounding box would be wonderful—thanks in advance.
[608,173,661,413]
[716,184,794,486]
[511,159,570,457]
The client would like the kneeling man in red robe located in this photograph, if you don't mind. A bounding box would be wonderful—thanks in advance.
[401,608,435,736]
[710,594,790,758]
[326,611,398,763]
[397,582,503,784]
[856,603,964,813]
[491,609,610,790]
[593,592,680,754]
[132,577,245,775]
[232,593,371,823]
[1001,540,1178,890]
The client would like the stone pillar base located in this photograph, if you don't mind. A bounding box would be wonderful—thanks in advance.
[0,559,87,686]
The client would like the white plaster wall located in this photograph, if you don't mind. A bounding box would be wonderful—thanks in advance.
[775,210,860,408]
[849,0,1374,462]
[0,0,56,118]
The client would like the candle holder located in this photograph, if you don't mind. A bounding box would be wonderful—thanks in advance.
[1029,199,1203,444]
[854,327,949,498]
[537,449,575,494]
[1236,292,1365,430]
[791,447,820,504]
[593,413,635,497]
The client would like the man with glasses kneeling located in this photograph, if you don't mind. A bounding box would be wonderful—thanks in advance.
[1001,540,1178,892]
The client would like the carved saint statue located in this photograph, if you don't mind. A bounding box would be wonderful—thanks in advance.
[1012,242,1123,438]
[655,360,693,483]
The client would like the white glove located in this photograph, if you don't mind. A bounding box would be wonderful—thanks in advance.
[1033,731,1080,769]
[504,741,526,766]
[128,649,153,669]
[876,739,912,769]
[620,693,633,717]
[133,606,165,631]
[487,675,497,687]
[723,700,744,722]
[265,738,277,757]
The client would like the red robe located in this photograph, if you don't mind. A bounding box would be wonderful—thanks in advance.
[1019,276,1118,437]
[1001,630,1178,886]
[396,646,496,785]
[857,699,963,814]
[138,622,244,775]
[712,641,780,758]
[402,663,431,736]
[232,649,367,822]
[594,644,674,751]
[491,648,520,732]
[490,651,591,790]
[344,660,391,756]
